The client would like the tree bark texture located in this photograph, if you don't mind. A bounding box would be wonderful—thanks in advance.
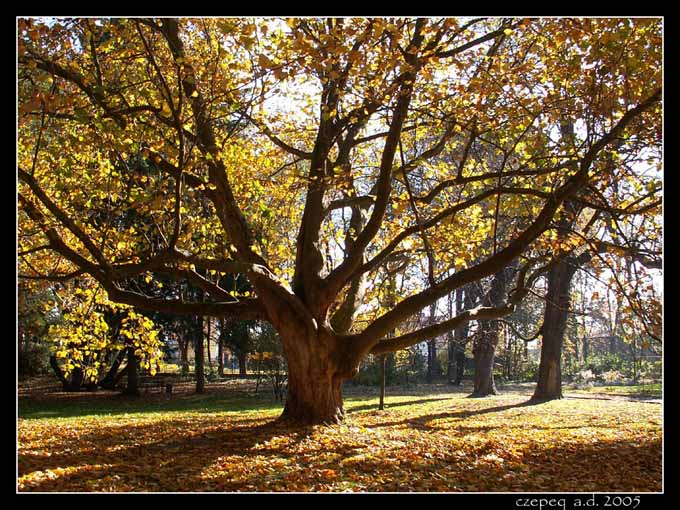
[279,347,345,425]
[472,341,498,396]
[274,324,352,425]
[532,256,578,400]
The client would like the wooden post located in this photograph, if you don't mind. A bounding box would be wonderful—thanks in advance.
[379,354,386,410]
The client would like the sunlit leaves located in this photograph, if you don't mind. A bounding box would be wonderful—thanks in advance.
[17,17,661,342]
[48,278,163,380]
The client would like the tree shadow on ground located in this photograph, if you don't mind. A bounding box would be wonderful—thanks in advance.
[18,414,320,491]
[564,394,661,404]
[346,397,451,414]
[367,399,543,430]
[18,415,662,492]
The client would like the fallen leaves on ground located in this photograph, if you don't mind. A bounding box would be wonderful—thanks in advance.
[17,384,662,492]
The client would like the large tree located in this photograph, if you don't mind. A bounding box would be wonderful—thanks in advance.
[532,206,661,400]
[18,18,662,424]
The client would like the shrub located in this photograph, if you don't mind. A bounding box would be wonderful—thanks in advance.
[573,369,596,389]
[601,370,625,385]
[157,361,181,374]
[519,360,539,382]
[18,341,51,379]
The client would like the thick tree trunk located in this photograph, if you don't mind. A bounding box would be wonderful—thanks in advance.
[122,348,140,396]
[281,367,344,425]
[195,316,205,393]
[532,257,577,401]
[276,328,348,425]
[66,366,84,391]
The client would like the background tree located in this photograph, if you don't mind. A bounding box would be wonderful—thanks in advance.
[46,277,163,393]
[472,267,513,396]
[220,319,254,376]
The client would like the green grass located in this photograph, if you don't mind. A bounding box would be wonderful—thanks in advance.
[18,387,448,421]
[19,389,285,420]
[579,383,661,398]
[19,379,661,422]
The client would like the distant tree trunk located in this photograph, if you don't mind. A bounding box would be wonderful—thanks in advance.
[425,302,438,383]
[450,285,475,385]
[237,322,250,376]
[378,354,386,410]
[99,349,126,389]
[426,339,437,383]
[532,200,592,401]
[18,327,25,362]
[503,324,512,379]
[122,348,140,396]
[195,316,205,393]
[473,321,500,397]
[217,329,224,377]
[206,318,213,373]
[178,337,189,375]
[114,364,129,385]
[454,351,466,385]
[237,352,247,376]
[379,264,397,406]
[532,257,579,401]
[582,336,589,362]
[446,288,461,383]
[69,366,85,390]
[472,268,510,397]
[49,355,74,391]
[447,334,455,383]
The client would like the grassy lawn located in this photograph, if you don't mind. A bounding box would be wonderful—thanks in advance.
[17,379,662,492]
[575,383,661,398]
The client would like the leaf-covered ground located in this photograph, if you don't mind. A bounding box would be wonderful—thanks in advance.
[17,379,662,492]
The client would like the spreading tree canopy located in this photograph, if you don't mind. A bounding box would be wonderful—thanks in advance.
[18,17,662,423]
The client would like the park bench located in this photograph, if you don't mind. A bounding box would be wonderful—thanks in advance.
[138,374,196,394]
